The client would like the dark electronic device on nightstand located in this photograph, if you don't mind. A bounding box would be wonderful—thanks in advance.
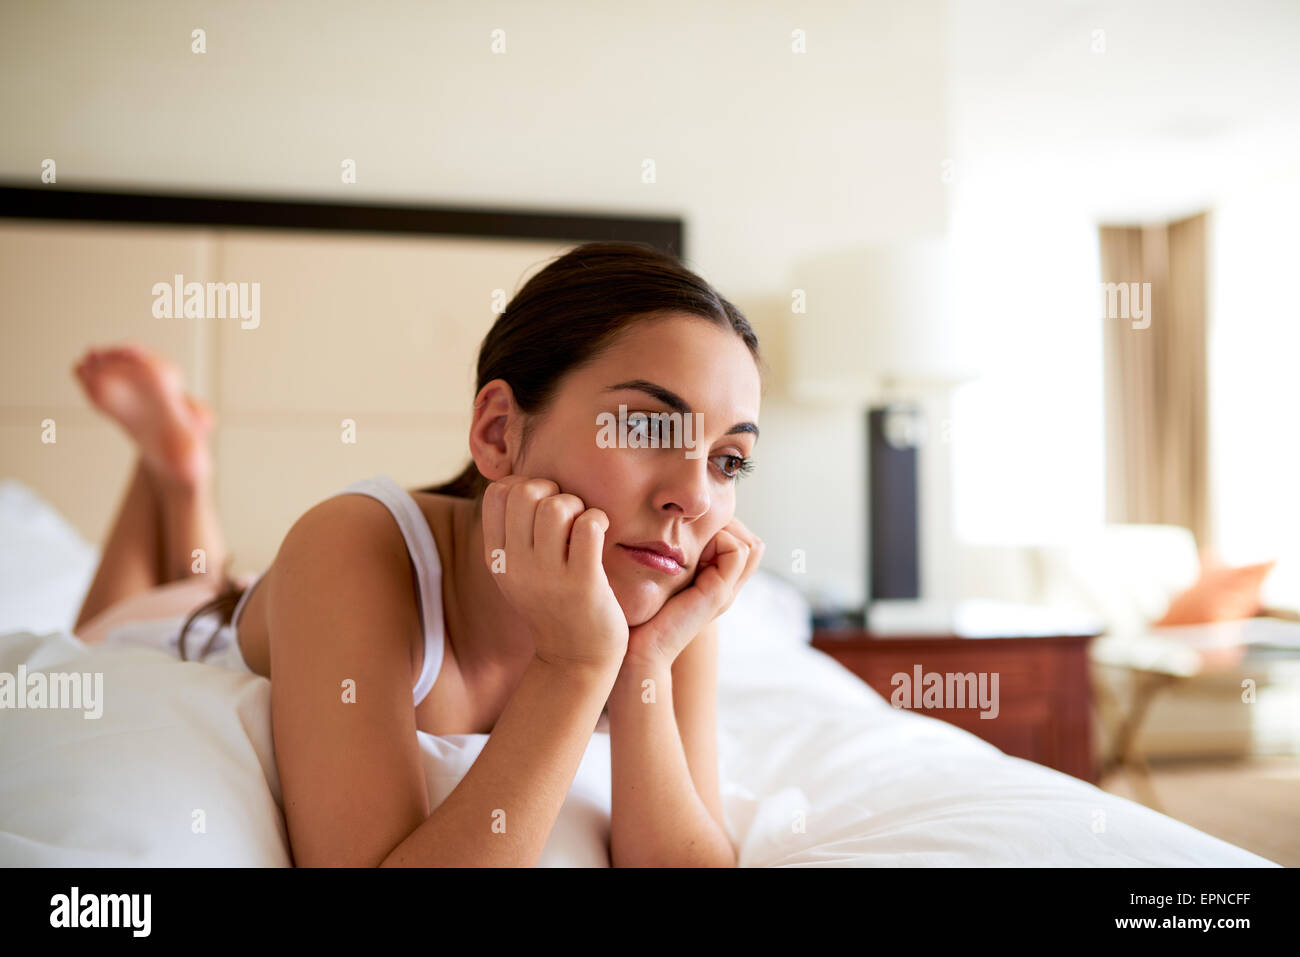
[867,404,920,599]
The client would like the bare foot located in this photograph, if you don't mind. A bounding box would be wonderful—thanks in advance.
[73,344,213,487]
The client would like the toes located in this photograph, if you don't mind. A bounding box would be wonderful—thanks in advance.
[115,343,153,364]
[73,345,189,410]
[90,347,133,369]
[121,344,183,384]
[73,354,98,386]
[96,346,168,383]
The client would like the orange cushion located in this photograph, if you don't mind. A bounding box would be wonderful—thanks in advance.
[1156,553,1276,626]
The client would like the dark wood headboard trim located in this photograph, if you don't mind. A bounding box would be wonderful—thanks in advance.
[0,184,685,258]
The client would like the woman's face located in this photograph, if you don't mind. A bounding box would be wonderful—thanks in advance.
[498,313,761,626]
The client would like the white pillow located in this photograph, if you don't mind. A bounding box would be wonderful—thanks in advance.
[716,567,813,649]
[0,480,98,635]
[0,629,290,865]
[419,728,612,867]
[0,627,613,867]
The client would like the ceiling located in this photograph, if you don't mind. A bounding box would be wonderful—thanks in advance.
[947,0,1300,221]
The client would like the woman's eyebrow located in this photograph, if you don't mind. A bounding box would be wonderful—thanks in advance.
[602,378,759,440]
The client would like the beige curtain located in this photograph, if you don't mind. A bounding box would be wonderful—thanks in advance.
[1099,212,1210,546]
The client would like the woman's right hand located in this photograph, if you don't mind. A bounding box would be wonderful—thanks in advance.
[481,476,629,673]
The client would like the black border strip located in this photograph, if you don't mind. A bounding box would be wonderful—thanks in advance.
[0,184,685,258]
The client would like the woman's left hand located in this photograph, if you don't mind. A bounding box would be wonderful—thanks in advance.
[624,517,764,668]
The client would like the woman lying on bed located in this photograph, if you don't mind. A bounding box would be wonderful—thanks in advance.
[69,241,766,867]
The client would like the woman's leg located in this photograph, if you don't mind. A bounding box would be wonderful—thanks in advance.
[73,457,163,632]
[155,469,228,584]
[70,344,228,634]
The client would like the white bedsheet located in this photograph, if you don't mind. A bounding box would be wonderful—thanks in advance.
[0,479,1278,866]
[0,607,1277,867]
[715,624,1277,866]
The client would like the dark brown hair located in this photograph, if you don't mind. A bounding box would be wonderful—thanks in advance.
[420,239,764,503]
[177,240,763,661]
[176,556,244,662]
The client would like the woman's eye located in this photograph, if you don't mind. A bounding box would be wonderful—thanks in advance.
[626,412,650,439]
[711,454,755,481]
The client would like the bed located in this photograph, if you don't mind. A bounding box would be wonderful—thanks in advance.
[0,478,1279,867]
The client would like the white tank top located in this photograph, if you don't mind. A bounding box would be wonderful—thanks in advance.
[206,474,445,706]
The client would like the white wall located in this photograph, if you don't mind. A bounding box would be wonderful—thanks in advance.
[942,0,1300,568]
[945,164,1106,546]
[1208,170,1300,609]
[0,0,951,608]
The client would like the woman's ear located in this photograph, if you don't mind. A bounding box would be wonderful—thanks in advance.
[468,379,522,481]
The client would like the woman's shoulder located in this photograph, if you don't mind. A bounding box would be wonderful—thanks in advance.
[266,482,461,608]
[287,488,402,537]
[258,491,427,658]
[271,492,421,582]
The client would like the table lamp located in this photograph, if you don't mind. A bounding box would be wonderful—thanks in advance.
[788,237,977,633]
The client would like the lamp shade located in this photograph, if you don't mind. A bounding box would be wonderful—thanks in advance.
[787,238,974,403]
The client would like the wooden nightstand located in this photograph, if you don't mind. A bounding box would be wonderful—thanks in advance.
[811,624,1101,783]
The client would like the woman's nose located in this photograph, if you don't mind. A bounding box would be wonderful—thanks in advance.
[653,458,712,519]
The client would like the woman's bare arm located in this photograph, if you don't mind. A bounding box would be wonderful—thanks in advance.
[265,495,618,867]
[607,641,736,867]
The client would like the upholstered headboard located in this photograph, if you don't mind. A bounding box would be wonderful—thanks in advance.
[0,186,683,573]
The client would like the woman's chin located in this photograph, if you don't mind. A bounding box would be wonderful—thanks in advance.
[612,579,672,627]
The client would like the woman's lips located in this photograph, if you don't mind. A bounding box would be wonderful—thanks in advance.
[617,544,685,575]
